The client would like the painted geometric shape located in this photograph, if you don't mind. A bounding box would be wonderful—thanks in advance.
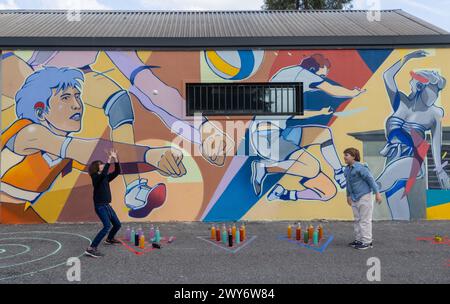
[278,235,334,253]
[197,235,257,253]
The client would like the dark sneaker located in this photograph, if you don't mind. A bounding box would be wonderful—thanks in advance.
[354,243,372,250]
[348,240,363,247]
[104,238,121,245]
[84,248,104,258]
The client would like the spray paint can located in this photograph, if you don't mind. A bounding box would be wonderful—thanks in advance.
[216,225,221,242]
[239,226,244,242]
[303,231,308,244]
[313,230,319,246]
[308,225,314,243]
[125,226,131,241]
[211,225,216,240]
[134,232,140,246]
[155,227,161,243]
[149,225,155,241]
[222,225,227,245]
[296,223,301,241]
[228,229,233,247]
[232,224,237,241]
[130,228,135,244]
[235,227,240,244]
[318,225,323,241]
[139,234,145,249]
[287,225,292,239]
[242,224,246,241]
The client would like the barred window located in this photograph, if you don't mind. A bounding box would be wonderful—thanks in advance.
[186,83,303,116]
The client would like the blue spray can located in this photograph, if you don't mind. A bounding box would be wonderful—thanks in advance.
[155,227,161,243]
[313,230,319,246]
[130,228,135,244]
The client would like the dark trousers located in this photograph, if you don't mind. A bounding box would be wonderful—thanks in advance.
[91,204,121,248]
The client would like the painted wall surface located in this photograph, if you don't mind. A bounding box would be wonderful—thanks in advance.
[1,49,450,224]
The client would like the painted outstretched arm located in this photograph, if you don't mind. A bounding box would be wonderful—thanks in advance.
[383,50,428,108]
[316,81,366,99]
[431,111,450,189]
[105,51,233,166]
[291,107,334,120]
[104,51,201,139]
[28,51,98,69]
[13,124,186,178]
[304,107,333,117]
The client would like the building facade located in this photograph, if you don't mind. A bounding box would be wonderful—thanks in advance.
[1,10,450,223]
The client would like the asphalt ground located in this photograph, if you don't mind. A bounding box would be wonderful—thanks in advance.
[0,221,449,284]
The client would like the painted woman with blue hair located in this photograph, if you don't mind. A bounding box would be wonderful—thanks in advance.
[1,66,186,216]
[376,50,448,220]
[2,50,231,219]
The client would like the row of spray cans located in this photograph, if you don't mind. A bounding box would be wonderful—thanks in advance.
[287,223,323,246]
[210,223,246,247]
[124,225,161,249]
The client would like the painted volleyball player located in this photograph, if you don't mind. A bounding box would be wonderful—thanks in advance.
[376,50,448,220]
[1,67,186,216]
[2,50,230,218]
[250,54,366,202]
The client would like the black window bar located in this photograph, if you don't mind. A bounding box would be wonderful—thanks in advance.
[186,82,303,116]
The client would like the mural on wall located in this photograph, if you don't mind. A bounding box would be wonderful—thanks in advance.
[1,48,450,223]
[376,50,448,220]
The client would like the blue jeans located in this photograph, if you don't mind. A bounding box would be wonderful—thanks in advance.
[91,204,122,248]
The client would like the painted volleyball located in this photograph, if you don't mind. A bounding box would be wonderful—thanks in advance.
[205,50,264,80]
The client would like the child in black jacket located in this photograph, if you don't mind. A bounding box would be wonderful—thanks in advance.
[85,149,122,258]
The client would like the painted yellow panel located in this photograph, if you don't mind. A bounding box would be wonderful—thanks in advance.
[427,203,450,220]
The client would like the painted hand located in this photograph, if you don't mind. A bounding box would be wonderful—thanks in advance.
[351,87,366,97]
[319,106,334,116]
[145,147,187,178]
[405,50,428,61]
[199,121,234,167]
[437,169,450,190]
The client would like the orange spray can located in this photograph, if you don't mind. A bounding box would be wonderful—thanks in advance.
[318,225,323,241]
[287,225,292,239]
[242,224,246,241]
[211,225,216,240]
[239,226,244,242]
[232,224,237,241]
[139,234,145,249]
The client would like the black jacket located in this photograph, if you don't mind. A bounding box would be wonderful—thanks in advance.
[91,162,121,204]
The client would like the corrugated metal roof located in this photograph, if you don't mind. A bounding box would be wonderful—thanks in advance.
[0,9,449,49]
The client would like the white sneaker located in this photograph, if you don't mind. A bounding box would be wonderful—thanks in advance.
[125,179,166,218]
[267,184,287,201]
[251,160,267,196]
[334,167,347,189]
